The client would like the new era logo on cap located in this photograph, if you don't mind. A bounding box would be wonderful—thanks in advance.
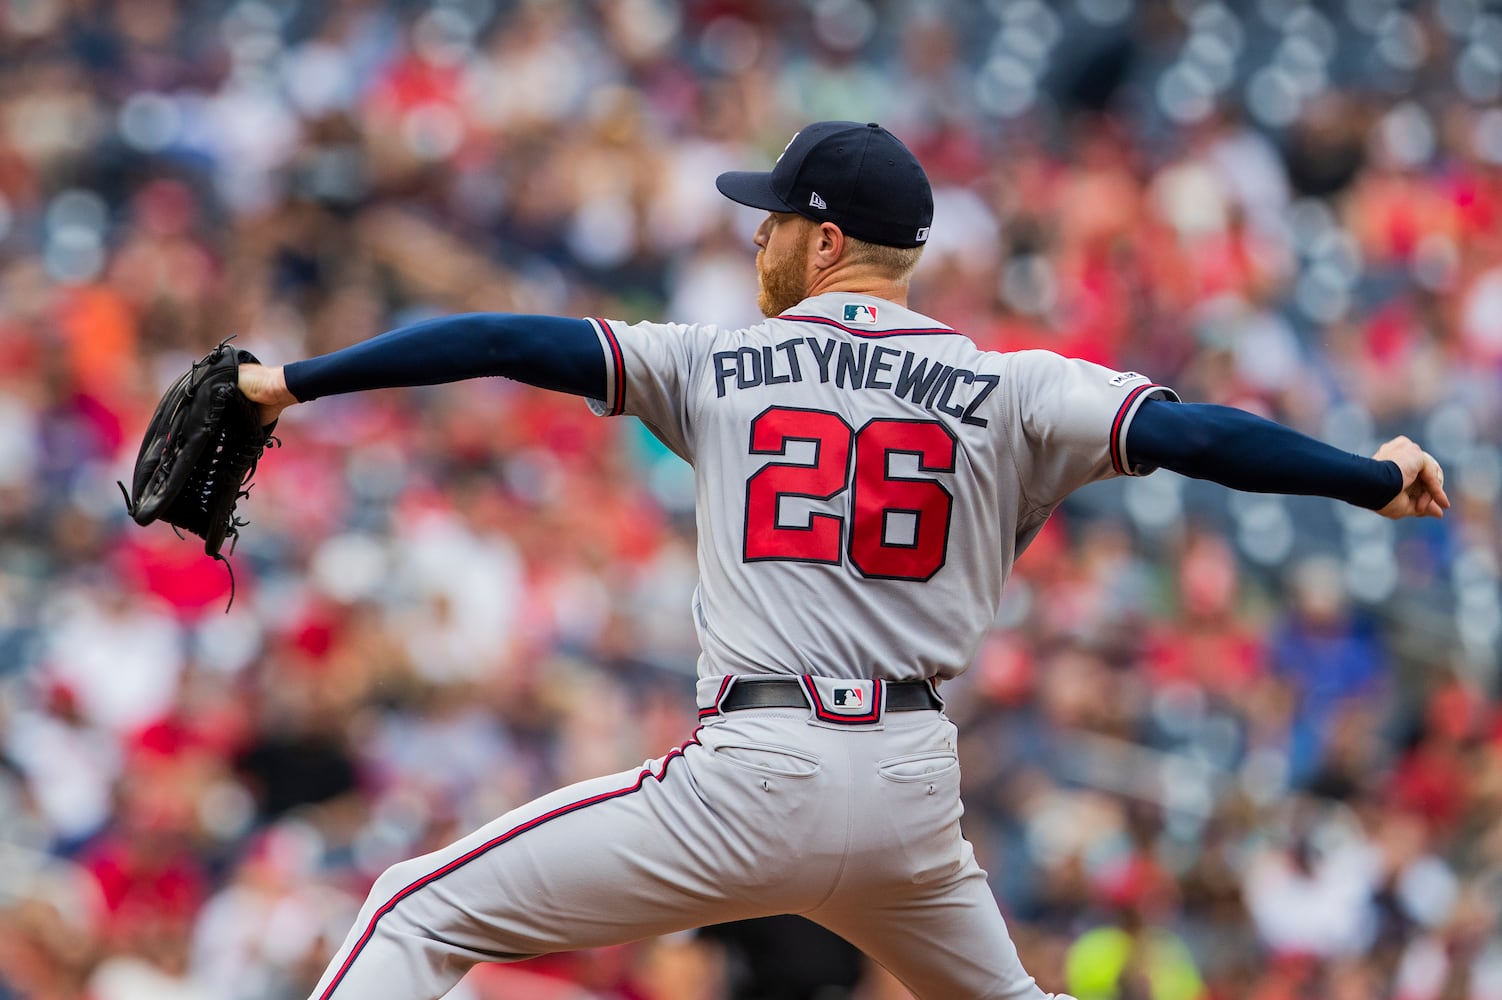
[810,191,827,210]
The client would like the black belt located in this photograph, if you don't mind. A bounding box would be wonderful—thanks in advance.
[720,679,941,713]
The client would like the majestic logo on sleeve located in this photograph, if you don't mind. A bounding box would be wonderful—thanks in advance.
[1109,371,1146,387]
[842,303,879,324]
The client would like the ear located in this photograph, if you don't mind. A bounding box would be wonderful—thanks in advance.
[811,221,845,270]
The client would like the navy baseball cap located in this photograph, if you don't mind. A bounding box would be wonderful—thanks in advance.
[716,121,933,249]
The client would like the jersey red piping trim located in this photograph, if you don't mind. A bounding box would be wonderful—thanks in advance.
[1109,383,1160,475]
[780,314,956,339]
[315,731,703,999]
[594,318,626,415]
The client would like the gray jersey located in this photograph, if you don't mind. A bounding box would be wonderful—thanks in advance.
[588,293,1176,682]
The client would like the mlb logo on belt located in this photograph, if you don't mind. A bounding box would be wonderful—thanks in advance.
[812,678,878,718]
[843,303,879,324]
[833,687,864,709]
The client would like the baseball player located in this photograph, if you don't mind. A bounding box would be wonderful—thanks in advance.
[238,121,1448,1000]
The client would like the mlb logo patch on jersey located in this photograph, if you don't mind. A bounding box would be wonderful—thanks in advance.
[1109,371,1146,387]
[843,303,879,325]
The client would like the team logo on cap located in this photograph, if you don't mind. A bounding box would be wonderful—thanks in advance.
[843,303,879,324]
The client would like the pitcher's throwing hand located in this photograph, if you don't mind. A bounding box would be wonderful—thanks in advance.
[1373,435,1450,519]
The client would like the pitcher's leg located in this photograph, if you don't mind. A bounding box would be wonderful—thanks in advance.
[813,847,1052,1000]
[308,738,750,1000]
[804,710,1057,1000]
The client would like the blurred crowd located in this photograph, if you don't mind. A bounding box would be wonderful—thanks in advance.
[1,0,1501,998]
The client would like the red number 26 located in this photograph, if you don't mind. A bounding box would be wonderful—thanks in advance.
[743,406,956,582]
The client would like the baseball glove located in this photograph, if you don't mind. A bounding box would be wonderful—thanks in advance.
[118,337,279,607]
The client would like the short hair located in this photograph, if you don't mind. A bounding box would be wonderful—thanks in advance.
[844,235,925,281]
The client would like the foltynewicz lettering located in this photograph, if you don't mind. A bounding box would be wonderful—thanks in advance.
[712,336,999,428]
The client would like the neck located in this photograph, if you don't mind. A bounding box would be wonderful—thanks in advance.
[807,266,909,307]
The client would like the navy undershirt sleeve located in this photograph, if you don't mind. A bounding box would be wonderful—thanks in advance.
[283,313,607,402]
[1125,397,1403,510]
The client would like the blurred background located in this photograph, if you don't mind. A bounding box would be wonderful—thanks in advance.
[0,0,1500,997]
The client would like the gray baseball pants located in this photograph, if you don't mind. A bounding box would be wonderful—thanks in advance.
[306,677,1059,1000]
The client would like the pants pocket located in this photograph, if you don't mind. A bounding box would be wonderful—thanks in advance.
[876,749,960,783]
[869,748,966,886]
[709,740,823,779]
